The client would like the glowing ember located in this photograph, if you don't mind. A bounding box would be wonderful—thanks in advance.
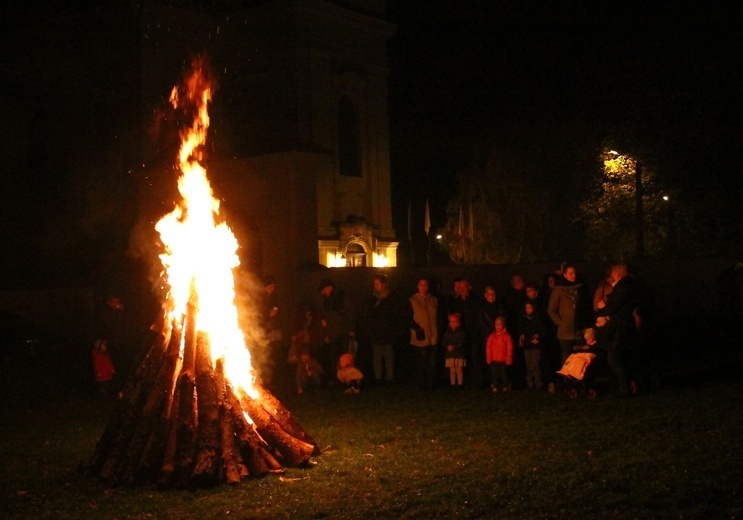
[155,59,255,397]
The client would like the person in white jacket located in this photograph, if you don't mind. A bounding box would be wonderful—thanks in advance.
[409,277,439,390]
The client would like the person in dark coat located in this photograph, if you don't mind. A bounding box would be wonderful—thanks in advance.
[317,279,354,379]
[596,262,640,396]
[450,277,484,388]
[362,274,406,384]
[477,285,503,344]
[518,301,547,390]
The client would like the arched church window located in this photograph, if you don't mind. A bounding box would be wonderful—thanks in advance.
[338,96,361,177]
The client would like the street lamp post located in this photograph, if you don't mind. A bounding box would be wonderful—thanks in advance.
[635,161,644,259]
[663,195,676,254]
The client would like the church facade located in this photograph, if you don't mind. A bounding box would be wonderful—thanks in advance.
[0,0,398,293]
[140,0,399,277]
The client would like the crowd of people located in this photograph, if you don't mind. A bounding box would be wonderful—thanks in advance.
[268,262,651,399]
[89,263,649,399]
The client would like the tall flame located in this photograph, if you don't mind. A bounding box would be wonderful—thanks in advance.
[155,60,255,396]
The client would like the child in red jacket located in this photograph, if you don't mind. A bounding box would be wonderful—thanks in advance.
[92,339,115,396]
[486,316,513,393]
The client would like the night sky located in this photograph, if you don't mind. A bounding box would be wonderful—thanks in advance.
[1,0,741,284]
[386,1,742,244]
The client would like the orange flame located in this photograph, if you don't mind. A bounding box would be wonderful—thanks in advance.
[155,59,255,396]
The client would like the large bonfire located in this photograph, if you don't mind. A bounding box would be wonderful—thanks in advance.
[86,58,319,488]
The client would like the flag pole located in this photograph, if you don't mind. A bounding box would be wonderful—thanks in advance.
[424,199,432,266]
[408,200,415,266]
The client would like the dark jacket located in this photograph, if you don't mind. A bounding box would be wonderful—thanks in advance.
[595,276,639,350]
[319,288,352,341]
[477,299,503,346]
[364,290,406,345]
[442,326,466,360]
[518,312,547,350]
[450,293,482,347]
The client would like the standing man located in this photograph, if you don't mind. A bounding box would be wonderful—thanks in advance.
[364,274,405,385]
[317,279,354,380]
[596,262,639,396]
[450,276,484,388]
[409,277,439,390]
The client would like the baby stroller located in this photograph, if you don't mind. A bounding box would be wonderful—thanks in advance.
[556,352,600,399]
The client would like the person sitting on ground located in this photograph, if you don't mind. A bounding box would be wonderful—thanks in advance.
[337,352,364,393]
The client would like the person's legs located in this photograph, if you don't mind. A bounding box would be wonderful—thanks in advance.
[532,350,543,389]
[469,343,484,389]
[455,364,464,386]
[424,345,438,389]
[382,343,395,382]
[499,362,510,390]
[372,343,383,381]
[414,346,427,387]
[607,345,629,394]
[523,350,533,388]
[526,350,542,389]
[492,362,502,390]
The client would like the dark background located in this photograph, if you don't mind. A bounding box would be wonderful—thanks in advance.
[1,0,741,283]
[386,1,742,259]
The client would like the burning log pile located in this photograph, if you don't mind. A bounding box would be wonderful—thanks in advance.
[86,309,320,488]
[85,58,319,488]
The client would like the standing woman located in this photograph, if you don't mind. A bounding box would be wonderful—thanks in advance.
[409,277,439,390]
[548,264,592,363]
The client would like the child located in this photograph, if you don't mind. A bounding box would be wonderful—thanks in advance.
[518,301,546,390]
[442,312,466,387]
[92,339,115,397]
[486,316,513,392]
[296,351,324,394]
[337,352,364,393]
[292,314,324,394]
[579,327,601,353]
[557,328,603,398]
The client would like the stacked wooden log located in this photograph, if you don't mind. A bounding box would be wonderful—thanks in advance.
[86,309,319,488]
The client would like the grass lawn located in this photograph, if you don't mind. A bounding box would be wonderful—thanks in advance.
[1,368,742,519]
